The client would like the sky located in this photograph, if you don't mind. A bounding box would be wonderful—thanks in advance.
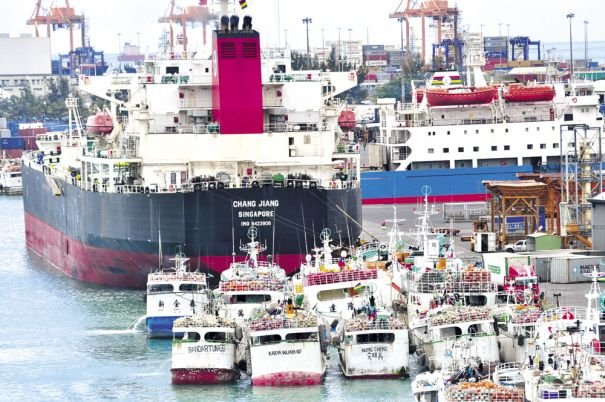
[0,0,603,56]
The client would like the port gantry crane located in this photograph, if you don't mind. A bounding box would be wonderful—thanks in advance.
[389,0,460,63]
[159,0,216,52]
[26,0,85,53]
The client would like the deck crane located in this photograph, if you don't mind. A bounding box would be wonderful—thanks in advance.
[158,0,215,52]
[389,0,460,64]
[26,0,85,53]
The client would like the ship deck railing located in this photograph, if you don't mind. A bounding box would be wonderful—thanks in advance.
[219,278,286,292]
[344,318,407,332]
[147,271,207,282]
[74,176,358,194]
[303,270,378,287]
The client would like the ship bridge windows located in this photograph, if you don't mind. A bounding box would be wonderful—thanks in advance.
[443,148,449,153]
[464,295,488,306]
[540,144,546,149]
[564,113,574,121]
[204,331,233,342]
[473,147,479,152]
[356,332,395,344]
[553,143,559,149]
[458,147,464,153]
[182,332,201,342]
[166,66,179,75]
[428,148,434,154]
[179,283,206,291]
[253,334,282,345]
[527,144,533,150]
[149,284,174,292]
[504,145,510,151]
[491,146,497,151]
[285,332,318,342]
[440,326,462,339]
[227,294,272,304]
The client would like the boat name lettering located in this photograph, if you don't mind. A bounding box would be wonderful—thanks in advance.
[267,349,302,356]
[578,264,597,274]
[188,344,227,353]
[241,220,272,227]
[238,210,275,218]
[232,200,280,208]
[361,346,387,361]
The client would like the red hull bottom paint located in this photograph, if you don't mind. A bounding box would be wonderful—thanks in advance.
[362,193,492,205]
[252,371,323,386]
[25,212,306,288]
[171,368,238,384]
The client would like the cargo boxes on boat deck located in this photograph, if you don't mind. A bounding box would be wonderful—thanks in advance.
[550,255,604,284]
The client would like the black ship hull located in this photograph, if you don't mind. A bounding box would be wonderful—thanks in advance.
[22,163,362,288]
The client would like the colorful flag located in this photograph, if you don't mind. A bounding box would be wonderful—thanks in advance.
[239,0,248,9]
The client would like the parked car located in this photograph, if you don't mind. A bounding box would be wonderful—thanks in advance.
[504,239,527,253]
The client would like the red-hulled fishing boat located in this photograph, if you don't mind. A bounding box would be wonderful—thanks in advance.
[425,86,497,107]
[503,83,555,103]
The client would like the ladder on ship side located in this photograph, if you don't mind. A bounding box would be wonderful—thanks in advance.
[45,174,62,196]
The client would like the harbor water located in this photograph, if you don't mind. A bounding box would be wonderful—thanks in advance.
[0,196,415,401]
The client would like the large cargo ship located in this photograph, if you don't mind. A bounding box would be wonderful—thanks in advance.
[361,31,604,204]
[21,13,362,288]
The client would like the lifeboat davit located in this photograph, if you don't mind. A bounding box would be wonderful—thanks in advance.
[503,83,555,103]
[415,88,424,103]
[338,109,356,130]
[86,110,114,135]
[425,87,498,107]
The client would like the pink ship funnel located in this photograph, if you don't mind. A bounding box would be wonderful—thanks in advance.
[212,15,263,134]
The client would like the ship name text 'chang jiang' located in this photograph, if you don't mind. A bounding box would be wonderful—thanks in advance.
[20,10,362,288]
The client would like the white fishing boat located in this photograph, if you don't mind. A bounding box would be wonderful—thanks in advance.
[412,305,499,371]
[493,305,541,363]
[522,268,605,401]
[337,313,409,378]
[217,226,287,321]
[293,228,392,321]
[146,247,209,338]
[171,314,239,384]
[0,160,22,195]
[245,310,327,386]
[412,342,492,402]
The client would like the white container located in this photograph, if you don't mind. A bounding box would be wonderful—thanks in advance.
[0,118,6,129]
[0,128,10,138]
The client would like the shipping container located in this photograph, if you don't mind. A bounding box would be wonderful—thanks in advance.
[0,117,6,129]
[550,255,603,284]
[18,127,47,137]
[7,121,18,136]
[0,129,10,138]
[527,252,574,282]
[0,137,24,150]
[18,122,43,130]
[23,136,38,150]
[0,149,24,159]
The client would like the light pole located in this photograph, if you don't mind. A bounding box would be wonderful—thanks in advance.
[584,20,589,68]
[348,28,352,67]
[284,29,288,48]
[302,18,312,56]
[321,28,325,64]
[567,13,575,79]
[338,27,342,71]
[506,24,510,61]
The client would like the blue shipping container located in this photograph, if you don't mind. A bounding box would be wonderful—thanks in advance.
[0,137,24,149]
[7,121,18,137]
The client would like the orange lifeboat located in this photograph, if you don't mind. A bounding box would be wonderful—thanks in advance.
[503,83,555,103]
[425,86,498,107]
[86,110,114,135]
[338,109,356,130]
